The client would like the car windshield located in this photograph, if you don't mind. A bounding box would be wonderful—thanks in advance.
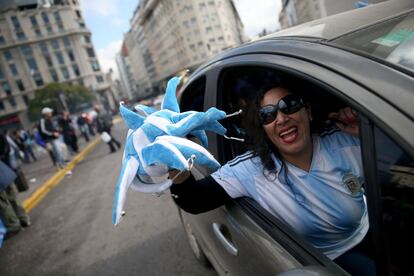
[332,11,414,73]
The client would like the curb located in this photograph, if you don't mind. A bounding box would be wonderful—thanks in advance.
[22,137,101,213]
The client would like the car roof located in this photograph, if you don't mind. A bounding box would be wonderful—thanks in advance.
[265,0,414,41]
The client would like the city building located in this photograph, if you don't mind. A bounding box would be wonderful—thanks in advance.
[117,0,247,101]
[0,0,114,130]
[279,0,388,29]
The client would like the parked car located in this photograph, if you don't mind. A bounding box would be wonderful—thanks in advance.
[175,1,414,275]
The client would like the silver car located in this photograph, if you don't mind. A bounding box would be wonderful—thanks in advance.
[176,1,414,275]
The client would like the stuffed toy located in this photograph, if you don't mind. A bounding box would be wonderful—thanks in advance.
[113,75,234,225]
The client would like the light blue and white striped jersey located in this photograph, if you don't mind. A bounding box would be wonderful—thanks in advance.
[211,131,368,259]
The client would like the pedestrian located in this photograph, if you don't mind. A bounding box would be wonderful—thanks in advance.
[77,113,90,142]
[58,111,79,153]
[33,124,56,166]
[38,107,66,169]
[18,129,37,163]
[94,105,121,153]
[0,133,30,238]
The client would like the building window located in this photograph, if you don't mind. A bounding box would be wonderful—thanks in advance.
[51,39,60,50]
[61,67,70,80]
[35,28,42,37]
[78,79,84,86]
[17,32,26,41]
[30,15,38,26]
[9,64,18,76]
[0,101,4,110]
[40,42,48,53]
[8,98,17,107]
[44,54,53,67]
[86,47,95,58]
[11,16,21,29]
[3,51,12,61]
[23,95,29,106]
[33,73,44,86]
[0,66,4,80]
[41,12,49,24]
[96,75,104,83]
[49,69,59,82]
[16,79,25,91]
[63,37,71,47]
[53,11,61,22]
[0,36,5,45]
[90,60,100,71]
[67,50,75,62]
[55,52,65,65]
[57,22,64,31]
[83,35,91,44]
[72,64,80,76]
[2,82,12,95]
[78,22,86,28]
[26,58,38,72]
[76,10,82,19]
[46,25,53,34]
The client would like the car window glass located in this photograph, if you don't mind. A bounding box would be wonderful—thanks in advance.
[179,76,206,112]
[374,127,414,275]
[333,12,414,73]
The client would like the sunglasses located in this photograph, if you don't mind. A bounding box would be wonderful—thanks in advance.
[259,94,305,125]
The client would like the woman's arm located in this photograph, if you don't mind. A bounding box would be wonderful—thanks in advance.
[170,173,232,214]
[328,107,359,137]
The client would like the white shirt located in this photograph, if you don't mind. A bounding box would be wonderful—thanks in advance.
[211,131,368,259]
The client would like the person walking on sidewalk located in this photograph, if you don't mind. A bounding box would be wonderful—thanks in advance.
[38,107,65,169]
[0,133,30,238]
[58,111,79,154]
[94,105,121,153]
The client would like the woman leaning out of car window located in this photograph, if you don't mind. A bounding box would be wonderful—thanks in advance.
[169,81,376,276]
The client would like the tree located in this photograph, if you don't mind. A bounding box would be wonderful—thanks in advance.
[28,82,96,120]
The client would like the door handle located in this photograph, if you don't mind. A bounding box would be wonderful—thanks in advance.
[212,223,238,256]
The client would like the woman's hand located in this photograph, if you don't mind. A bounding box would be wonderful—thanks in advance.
[328,107,359,137]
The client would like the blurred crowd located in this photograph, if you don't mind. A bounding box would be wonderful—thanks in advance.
[1,105,120,245]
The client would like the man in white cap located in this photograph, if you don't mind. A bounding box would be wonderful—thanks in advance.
[38,107,66,170]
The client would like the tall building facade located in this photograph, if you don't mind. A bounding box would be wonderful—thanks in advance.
[117,0,246,101]
[0,0,114,130]
[279,0,388,29]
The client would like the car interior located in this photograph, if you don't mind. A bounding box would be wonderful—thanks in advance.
[216,66,348,163]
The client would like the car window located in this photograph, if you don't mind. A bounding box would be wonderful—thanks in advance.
[332,11,414,73]
[373,127,414,275]
[179,76,206,112]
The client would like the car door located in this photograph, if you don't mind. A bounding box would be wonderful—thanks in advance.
[178,55,369,275]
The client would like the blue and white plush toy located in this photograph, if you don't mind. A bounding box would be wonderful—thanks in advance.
[113,75,230,225]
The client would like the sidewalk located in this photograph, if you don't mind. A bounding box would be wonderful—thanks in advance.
[16,134,98,205]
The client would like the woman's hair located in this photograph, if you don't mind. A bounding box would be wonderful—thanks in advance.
[244,79,311,180]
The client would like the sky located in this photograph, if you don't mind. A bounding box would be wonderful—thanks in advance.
[80,0,282,78]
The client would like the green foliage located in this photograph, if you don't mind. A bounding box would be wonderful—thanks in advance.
[28,82,96,120]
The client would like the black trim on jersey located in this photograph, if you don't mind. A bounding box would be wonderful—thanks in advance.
[170,175,231,214]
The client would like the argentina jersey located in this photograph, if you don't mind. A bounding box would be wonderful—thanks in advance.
[211,130,369,260]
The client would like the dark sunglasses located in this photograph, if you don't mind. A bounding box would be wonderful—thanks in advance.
[259,94,305,125]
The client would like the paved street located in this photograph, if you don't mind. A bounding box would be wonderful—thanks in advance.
[0,122,217,276]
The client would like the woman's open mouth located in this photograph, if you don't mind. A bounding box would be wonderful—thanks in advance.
[279,127,298,144]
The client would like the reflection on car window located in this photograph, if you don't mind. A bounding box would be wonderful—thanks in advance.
[333,12,414,73]
[374,127,414,275]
